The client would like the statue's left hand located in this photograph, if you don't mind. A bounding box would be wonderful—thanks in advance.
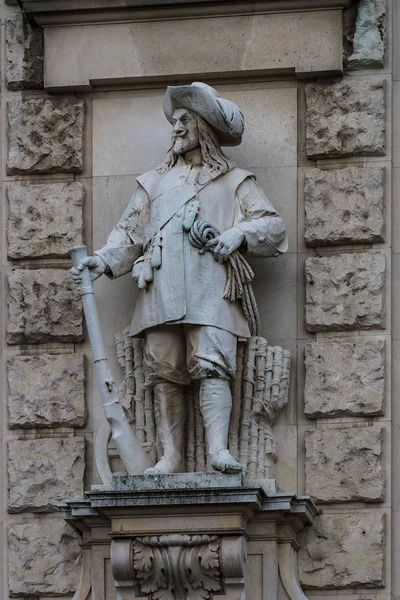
[205,227,245,264]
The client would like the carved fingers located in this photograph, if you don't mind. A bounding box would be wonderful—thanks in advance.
[70,255,107,283]
[205,227,245,263]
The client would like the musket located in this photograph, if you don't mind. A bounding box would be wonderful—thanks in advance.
[69,245,152,477]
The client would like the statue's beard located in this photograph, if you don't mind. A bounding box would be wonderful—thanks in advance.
[172,135,200,156]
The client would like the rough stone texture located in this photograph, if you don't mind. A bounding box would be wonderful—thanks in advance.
[346,0,386,69]
[7,269,83,345]
[305,425,385,503]
[7,98,84,175]
[304,167,385,246]
[5,13,44,90]
[7,182,84,259]
[8,520,81,595]
[343,0,360,63]
[304,339,385,417]
[305,252,385,332]
[305,79,385,159]
[298,512,385,589]
[7,354,86,428]
[8,437,85,513]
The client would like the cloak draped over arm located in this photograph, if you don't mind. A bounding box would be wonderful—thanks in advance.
[95,184,150,279]
[234,177,288,257]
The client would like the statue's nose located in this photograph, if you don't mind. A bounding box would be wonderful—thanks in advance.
[173,122,185,134]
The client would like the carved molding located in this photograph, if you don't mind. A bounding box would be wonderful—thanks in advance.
[21,0,353,26]
[111,534,246,599]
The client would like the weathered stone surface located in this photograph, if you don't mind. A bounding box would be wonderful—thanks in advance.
[5,13,44,90]
[305,79,385,159]
[8,520,81,595]
[343,0,359,63]
[305,252,385,332]
[7,98,84,175]
[8,437,85,513]
[304,167,385,246]
[346,0,386,69]
[7,269,83,344]
[298,512,385,588]
[305,425,385,503]
[7,354,86,428]
[304,339,385,417]
[7,182,84,259]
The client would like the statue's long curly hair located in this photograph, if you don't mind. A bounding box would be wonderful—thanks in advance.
[157,115,235,176]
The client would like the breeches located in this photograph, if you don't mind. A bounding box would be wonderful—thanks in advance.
[143,324,237,387]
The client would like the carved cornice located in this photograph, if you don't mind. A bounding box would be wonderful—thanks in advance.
[20,0,353,26]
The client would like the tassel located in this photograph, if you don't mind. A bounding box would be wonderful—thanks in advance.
[151,232,162,268]
[182,200,200,231]
[143,256,154,283]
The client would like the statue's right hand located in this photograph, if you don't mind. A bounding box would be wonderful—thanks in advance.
[70,255,107,284]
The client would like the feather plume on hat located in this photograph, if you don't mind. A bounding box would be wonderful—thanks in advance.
[163,82,245,147]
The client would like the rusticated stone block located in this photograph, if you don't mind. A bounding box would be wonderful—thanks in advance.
[7,182,84,259]
[304,339,385,417]
[346,0,386,70]
[7,269,83,344]
[304,167,385,246]
[7,354,86,428]
[305,79,385,159]
[305,252,385,332]
[8,437,85,512]
[6,13,44,90]
[298,512,385,588]
[8,520,81,595]
[305,425,384,503]
[7,98,84,175]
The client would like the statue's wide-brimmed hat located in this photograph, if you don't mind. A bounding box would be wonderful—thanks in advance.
[163,82,244,147]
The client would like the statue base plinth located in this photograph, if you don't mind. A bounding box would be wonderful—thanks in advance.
[62,474,317,600]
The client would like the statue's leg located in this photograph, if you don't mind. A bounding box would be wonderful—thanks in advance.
[185,325,242,474]
[143,326,189,475]
[144,382,186,475]
[199,378,242,474]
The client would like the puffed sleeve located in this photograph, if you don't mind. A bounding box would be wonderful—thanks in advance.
[234,177,288,258]
[95,184,150,279]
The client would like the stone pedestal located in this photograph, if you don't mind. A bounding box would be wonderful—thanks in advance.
[62,474,316,600]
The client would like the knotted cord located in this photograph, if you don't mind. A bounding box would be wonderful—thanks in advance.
[188,220,261,336]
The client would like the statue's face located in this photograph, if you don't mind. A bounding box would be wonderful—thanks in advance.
[172,108,200,155]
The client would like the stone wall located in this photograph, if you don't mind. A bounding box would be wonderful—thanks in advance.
[298,1,393,595]
[0,0,397,599]
[0,3,88,597]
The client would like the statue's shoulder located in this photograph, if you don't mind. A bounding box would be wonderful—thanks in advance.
[136,168,161,194]
[221,166,255,188]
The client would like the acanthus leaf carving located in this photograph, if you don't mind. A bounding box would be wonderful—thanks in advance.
[132,534,222,599]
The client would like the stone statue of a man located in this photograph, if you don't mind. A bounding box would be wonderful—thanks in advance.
[72,82,287,475]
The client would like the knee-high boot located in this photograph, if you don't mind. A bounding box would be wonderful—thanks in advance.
[144,382,186,475]
[199,378,242,474]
